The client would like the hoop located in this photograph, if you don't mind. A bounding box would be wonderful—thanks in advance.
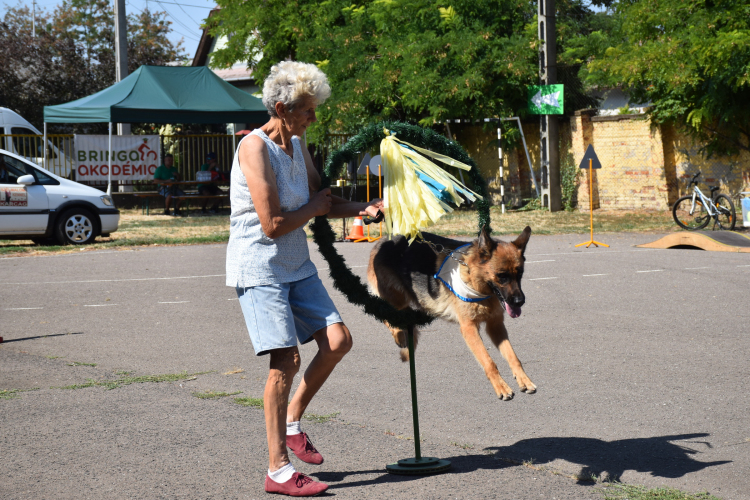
[309,121,491,328]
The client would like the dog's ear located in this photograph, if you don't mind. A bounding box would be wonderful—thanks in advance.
[511,226,531,254]
[477,224,497,260]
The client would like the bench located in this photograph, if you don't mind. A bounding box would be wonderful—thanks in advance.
[131,192,192,215]
[171,194,229,215]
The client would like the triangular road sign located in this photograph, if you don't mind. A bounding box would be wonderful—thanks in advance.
[579,144,602,169]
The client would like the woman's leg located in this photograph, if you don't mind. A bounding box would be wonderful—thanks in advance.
[287,323,352,422]
[265,346,301,471]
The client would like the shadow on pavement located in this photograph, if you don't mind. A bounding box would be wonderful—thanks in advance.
[489,433,731,483]
[1,332,85,343]
[318,452,525,490]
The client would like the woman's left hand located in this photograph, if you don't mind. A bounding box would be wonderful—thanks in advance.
[360,199,384,217]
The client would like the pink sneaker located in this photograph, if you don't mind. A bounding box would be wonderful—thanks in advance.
[286,432,324,465]
[264,472,328,497]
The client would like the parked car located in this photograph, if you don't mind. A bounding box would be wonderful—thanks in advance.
[0,107,72,177]
[0,148,119,245]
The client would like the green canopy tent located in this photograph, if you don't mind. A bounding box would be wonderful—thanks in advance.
[43,65,268,192]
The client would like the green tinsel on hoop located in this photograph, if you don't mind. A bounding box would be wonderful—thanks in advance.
[309,121,492,329]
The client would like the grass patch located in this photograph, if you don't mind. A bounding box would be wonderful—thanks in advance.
[303,412,340,423]
[602,483,722,500]
[234,396,264,408]
[45,355,62,359]
[57,371,209,390]
[193,390,242,399]
[450,442,475,450]
[0,388,39,400]
[68,361,97,367]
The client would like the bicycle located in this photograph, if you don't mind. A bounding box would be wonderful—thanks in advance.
[672,171,736,231]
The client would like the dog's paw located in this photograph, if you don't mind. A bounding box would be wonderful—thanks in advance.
[399,348,409,362]
[498,390,514,401]
[495,382,515,401]
[514,373,537,394]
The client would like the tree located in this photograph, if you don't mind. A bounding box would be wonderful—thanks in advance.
[0,1,186,133]
[207,0,540,139]
[585,0,750,157]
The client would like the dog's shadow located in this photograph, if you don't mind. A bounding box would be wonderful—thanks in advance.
[317,433,730,492]
[488,433,731,483]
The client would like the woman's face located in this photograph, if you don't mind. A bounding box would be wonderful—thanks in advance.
[280,95,317,136]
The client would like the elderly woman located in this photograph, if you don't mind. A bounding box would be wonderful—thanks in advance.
[226,61,382,497]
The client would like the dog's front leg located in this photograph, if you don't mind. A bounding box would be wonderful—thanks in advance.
[485,319,536,394]
[459,320,515,400]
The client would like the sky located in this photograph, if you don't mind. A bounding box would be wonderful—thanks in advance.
[6,0,217,61]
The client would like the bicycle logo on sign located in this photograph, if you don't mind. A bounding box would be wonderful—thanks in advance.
[672,172,736,231]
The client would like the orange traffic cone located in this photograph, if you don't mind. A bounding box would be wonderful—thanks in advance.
[345,216,366,241]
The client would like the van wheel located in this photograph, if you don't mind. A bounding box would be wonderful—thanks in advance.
[55,208,97,245]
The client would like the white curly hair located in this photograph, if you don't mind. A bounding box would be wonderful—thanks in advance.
[262,61,331,117]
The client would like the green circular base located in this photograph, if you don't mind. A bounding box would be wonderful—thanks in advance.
[386,457,452,475]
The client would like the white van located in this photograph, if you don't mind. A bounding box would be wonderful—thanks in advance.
[0,107,72,178]
[0,148,119,245]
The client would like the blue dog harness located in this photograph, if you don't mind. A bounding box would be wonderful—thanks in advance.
[433,244,491,303]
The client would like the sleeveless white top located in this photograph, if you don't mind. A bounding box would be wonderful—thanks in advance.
[225,129,317,287]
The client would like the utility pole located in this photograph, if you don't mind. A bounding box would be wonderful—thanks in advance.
[538,0,561,211]
[32,0,36,37]
[114,0,130,136]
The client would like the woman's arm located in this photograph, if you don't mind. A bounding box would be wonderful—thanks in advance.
[299,144,383,219]
[241,136,332,239]
[328,196,383,219]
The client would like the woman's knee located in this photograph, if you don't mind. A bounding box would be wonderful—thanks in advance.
[269,347,301,375]
[324,323,353,357]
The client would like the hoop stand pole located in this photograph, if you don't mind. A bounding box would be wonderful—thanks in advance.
[386,326,451,475]
[575,159,609,248]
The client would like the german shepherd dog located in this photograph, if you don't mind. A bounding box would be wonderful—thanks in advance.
[367,226,535,400]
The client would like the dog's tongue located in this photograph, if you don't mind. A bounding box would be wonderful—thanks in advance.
[504,301,522,318]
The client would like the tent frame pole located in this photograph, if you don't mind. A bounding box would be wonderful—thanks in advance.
[43,122,47,171]
[107,122,112,195]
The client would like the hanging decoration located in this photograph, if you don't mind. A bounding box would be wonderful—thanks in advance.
[380,129,482,243]
[310,121,491,329]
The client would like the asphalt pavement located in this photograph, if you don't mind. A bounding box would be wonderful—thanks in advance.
[1,230,749,499]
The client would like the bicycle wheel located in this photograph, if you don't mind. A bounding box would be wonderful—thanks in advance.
[713,194,736,230]
[672,195,710,230]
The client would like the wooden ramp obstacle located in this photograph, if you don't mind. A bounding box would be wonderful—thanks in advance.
[637,231,750,253]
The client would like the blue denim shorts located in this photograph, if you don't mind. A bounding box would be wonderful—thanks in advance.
[236,273,343,356]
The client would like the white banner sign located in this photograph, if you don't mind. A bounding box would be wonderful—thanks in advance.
[74,135,161,181]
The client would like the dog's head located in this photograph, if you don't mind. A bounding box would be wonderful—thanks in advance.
[467,225,531,318]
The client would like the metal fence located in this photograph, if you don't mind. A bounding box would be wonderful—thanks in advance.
[2,131,385,197]
[0,134,75,178]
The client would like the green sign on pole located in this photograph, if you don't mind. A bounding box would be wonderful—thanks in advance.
[528,84,564,115]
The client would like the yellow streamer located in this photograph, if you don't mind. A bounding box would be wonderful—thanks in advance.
[380,129,482,243]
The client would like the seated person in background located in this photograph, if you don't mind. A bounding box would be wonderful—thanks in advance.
[197,152,224,214]
[154,154,184,216]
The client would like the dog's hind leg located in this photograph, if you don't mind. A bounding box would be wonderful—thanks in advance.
[485,318,536,394]
[459,320,515,400]
[383,322,420,362]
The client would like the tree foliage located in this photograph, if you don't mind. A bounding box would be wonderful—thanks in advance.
[585,0,750,156]
[0,1,185,133]
[208,0,541,138]
[208,0,614,140]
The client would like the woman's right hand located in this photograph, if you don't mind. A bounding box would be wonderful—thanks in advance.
[309,188,332,216]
